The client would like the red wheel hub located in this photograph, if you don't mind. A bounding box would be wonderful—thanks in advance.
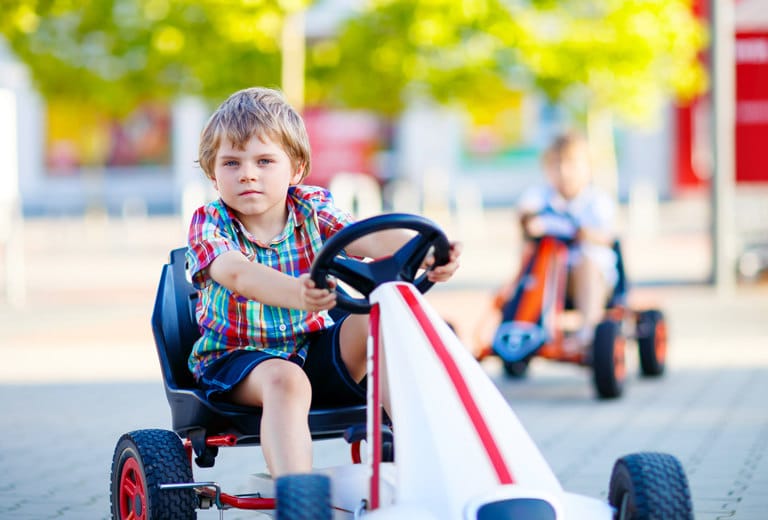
[655,321,667,363]
[614,336,627,382]
[119,457,147,520]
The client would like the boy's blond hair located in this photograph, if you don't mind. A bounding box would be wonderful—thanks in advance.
[198,87,311,181]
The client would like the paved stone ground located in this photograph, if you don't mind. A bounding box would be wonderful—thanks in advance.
[0,205,766,519]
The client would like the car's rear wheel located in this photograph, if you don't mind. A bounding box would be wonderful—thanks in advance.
[609,452,693,519]
[110,429,196,520]
[636,310,667,377]
[592,320,626,399]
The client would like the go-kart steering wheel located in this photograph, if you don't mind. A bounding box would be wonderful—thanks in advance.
[310,213,451,314]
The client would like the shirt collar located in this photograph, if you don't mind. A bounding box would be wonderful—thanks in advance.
[216,191,308,247]
[287,185,312,227]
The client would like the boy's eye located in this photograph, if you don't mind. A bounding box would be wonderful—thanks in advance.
[258,158,273,166]
[223,160,239,167]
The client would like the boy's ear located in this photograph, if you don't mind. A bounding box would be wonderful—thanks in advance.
[291,163,306,184]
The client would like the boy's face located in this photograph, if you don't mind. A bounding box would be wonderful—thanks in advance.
[211,133,304,229]
[548,147,591,200]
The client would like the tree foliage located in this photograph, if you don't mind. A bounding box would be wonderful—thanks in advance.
[1,0,707,124]
[306,0,525,117]
[307,0,708,124]
[0,0,308,115]
[515,0,708,123]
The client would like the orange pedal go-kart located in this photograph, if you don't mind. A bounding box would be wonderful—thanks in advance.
[475,222,667,399]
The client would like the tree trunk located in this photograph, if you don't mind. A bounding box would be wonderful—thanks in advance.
[586,106,619,202]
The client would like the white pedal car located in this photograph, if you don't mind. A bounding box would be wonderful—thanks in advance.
[110,213,693,519]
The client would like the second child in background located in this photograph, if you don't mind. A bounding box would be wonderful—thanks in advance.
[517,131,618,352]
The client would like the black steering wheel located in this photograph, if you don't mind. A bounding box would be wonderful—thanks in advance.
[310,213,451,314]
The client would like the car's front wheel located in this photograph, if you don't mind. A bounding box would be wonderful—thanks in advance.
[608,452,693,520]
[276,473,332,520]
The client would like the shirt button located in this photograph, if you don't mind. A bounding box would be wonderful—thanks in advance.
[266,249,273,256]
[278,324,287,332]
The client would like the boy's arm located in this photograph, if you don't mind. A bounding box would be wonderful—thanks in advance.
[345,229,415,260]
[208,250,336,311]
[346,229,462,283]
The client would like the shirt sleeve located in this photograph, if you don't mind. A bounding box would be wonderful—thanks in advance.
[186,203,241,289]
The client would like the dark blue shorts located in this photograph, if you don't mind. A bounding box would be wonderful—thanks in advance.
[199,316,366,408]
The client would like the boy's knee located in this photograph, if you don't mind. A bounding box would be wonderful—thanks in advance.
[262,362,311,399]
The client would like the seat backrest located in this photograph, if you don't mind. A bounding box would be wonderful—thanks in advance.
[609,240,628,306]
[151,247,201,391]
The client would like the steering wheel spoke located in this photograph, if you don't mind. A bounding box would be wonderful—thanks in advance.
[324,256,377,296]
[392,234,434,281]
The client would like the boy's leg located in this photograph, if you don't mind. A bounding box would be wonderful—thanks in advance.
[230,359,313,477]
[339,314,391,413]
[338,314,369,382]
[569,256,610,348]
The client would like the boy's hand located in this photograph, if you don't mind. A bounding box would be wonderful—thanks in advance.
[298,273,337,312]
[524,216,547,238]
[425,241,462,283]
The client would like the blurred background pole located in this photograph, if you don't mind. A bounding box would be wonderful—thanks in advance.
[710,0,737,294]
[0,88,26,307]
[281,9,306,112]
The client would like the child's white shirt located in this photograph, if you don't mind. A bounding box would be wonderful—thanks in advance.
[517,183,618,288]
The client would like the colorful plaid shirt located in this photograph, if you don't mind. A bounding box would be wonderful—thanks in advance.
[186,185,353,380]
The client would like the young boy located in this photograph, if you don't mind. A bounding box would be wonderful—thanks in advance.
[186,87,461,479]
[517,131,617,352]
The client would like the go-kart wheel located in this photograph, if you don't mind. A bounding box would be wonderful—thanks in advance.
[592,320,626,399]
[110,429,196,520]
[310,213,450,314]
[276,473,332,520]
[502,358,531,378]
[636,310,667,377]
[608,452,693,520]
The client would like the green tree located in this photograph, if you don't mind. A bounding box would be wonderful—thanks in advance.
[307,0,707,125]
[2,0,706,123]
[306,0,526,118]
[0,0,308,116]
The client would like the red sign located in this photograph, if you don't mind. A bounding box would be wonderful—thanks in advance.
[302,108,384,188]
[735,31,768,182]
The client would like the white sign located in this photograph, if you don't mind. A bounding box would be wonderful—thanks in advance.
[0,88,19,203]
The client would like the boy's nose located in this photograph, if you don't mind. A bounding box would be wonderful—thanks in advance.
[240,164,258,182]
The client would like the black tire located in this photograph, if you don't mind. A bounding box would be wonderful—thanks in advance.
[110,429,196,520]
[636,310,667,377]
[592,320,626,399]
[502,358,531,378]
[276,474,332,520]
[609,452,693,520]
